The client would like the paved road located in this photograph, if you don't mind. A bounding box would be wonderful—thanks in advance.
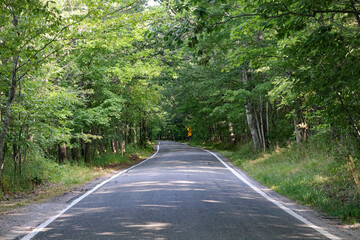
[29,141,335,239]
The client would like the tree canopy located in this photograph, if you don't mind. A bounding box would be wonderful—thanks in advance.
[0,0,360,202]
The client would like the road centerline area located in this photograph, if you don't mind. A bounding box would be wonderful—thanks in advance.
[23,141,339,240]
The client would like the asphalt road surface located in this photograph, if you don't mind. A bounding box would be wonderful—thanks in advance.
[27,141,337,239]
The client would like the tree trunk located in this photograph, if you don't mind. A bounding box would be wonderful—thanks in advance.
[242,69,261,150]
[133,127,138,145]
[0,55,19,175]
[259,96,266,151]
[99,142,105,155]
[147,124,152,142]
[58,143,67,164]
[294,117,301,144]
[115,141,120,152]
[121,128,126,156]
[266,102,270,134]
[13,144,18,182]
[80,138,85,158]
[245,104,261,150]
[18,147,22,177]
[350,0,360,26]
[254,106,263,150]
[126,123,131,144]
[111,139,117,154]
[139,116,146,147]
[71,139,80,160]
[22,146,28,176]
[84,142,91,163]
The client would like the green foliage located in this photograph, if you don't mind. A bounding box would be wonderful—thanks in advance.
[92,143,153,167]
[0,0,163,194]
[1,0,360,223]
[153,0,360,221]
[0,147,83,193]
[0,142,153,198]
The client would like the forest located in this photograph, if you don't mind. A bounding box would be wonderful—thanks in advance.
[1,0,360,221]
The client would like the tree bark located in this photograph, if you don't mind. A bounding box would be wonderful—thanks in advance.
[133,127,138,145]
[58,143,67,164]
[126,123,131,144]
[350,0,360,26]
[71,139,80,160]
[294,117,301,144]
[254,106,263,150]
[99,141,105,155]
[84,142,91,163]
[242,69,261,150]
[139,116,146,147]
[259,96,266,151]
[245,103,261,150]
[266,102,269,134]
[13,144,18,181]
[121,128,126,156]
[111,139,117,154]
[0,55,19,175]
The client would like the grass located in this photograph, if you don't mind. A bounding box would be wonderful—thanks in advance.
[191,140,360,223]
[0,143,154,213]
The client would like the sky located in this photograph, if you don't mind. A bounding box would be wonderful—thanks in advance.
[147,0,159,7]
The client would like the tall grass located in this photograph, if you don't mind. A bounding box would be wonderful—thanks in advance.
[214,140,360,223]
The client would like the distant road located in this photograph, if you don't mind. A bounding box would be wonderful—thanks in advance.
[28,141,338,239]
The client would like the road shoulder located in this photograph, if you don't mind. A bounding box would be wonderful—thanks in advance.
[206,148,360,240]
[0,172,118,240]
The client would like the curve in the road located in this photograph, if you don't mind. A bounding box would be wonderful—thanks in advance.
[21,141,340,240]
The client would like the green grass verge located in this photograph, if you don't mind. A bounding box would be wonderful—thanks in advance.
[190,140,360,223]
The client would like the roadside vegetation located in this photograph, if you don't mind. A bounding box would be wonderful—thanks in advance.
[188,138,360,222]
[1,0,360,224]
[210,140,360,223]
[0,0,162,200]
[154,0,360,223]
[0,144,153,212]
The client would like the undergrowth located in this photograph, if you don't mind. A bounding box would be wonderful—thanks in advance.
[193,139,360,223]
[0,143,153,201]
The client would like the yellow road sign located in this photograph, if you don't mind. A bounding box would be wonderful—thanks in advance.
[187,126,192,137]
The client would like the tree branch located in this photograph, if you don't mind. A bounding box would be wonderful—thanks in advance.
[17,0,140,71]
[350,0,360,26]
[208,3,360,28]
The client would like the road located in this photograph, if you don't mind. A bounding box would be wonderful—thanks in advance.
[26,141,338,239]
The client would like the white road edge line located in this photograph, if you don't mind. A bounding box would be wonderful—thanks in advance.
[21,143,160,240]
[204,149,341,240]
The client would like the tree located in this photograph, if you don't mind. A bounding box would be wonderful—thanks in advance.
[0,0,65,175]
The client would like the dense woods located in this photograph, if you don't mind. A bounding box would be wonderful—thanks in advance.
[0,0,163,192]
[154,0,360,197]
[1,0,360,220]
